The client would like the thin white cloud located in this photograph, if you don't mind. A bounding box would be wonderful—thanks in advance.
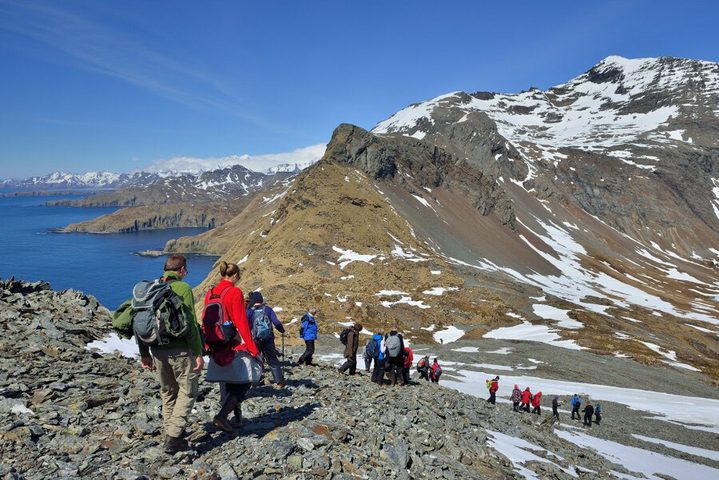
[143,143,327,174]
[0,1,267,126]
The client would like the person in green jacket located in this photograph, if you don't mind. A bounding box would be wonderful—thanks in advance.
[139,255,203,454]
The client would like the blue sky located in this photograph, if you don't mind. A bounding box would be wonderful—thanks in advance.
[1,0,718,178]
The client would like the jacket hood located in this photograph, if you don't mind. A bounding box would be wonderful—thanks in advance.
[514,384,519,389]
[372,333,382,341]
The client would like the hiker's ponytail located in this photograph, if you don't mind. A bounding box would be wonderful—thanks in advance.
[219,261,240,279]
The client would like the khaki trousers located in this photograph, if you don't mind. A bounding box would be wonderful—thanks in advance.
[152,347,199,439]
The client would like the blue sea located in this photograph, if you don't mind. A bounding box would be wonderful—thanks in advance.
[0,195,219,309]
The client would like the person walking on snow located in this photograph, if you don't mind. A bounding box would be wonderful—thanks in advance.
[594,403,602,425]
[417,355,430,381]
[531,391,543,415]
[571,394,582,420]
[297,307,318,366]
[338,323,363,375]
[430,358,442,383]
[246,291,285,386]
[487,376,499,404]
[552,395,561,421]
[520,387,532,413]
[510,385,522,412]
[583,403,595,427]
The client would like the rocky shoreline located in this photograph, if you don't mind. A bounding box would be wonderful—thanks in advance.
[1,279,717,479]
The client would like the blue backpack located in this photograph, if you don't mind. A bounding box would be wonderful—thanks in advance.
[251,306,273,341]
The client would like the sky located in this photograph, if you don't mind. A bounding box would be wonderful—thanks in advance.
[0,0,718,178]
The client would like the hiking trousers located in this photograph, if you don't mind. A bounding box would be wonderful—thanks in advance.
[371,363,385,384]
[258,338,285,384]
[152,347,199,439]
[339,355,357,375]
[402,367,410,384]
[552,406,559,420]
[364,356,372,371]
[487,392,496,404]
[584,415,592,426]
[572,407,580,419]
[298,340,315,365]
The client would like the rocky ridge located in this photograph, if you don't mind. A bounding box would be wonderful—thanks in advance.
[3,279,719,480]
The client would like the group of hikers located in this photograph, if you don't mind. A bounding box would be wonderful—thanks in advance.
[114,255,603,455]
[499,381,603,426]
[336,323,444,385]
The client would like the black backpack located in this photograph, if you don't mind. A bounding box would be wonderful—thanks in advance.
[339,328,352,345]
[131,279,190,346]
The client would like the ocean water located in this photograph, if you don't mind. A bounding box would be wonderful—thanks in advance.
[0,195,218,309]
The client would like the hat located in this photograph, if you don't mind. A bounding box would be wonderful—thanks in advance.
[249,291,264,305]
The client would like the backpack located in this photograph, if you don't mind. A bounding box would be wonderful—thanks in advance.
[365,340,378,360]
[486,379,492,390]
[131,279,190,346]
[112,300,133,339]
[417,356,428,369]
[251,306,273,341]
[434,364,442,377]
[339,328,351,345]
[386,334,402,358]
[201,285,236,348]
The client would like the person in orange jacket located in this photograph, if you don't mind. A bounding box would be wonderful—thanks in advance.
[203,261,260,432]
[521,387,532,413]
[531,391,543,415]
[487,376,500,404]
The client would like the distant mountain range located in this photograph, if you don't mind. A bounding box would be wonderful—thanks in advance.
[0,161,309,193]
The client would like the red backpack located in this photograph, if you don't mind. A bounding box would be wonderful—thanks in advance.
[201,285,236,349]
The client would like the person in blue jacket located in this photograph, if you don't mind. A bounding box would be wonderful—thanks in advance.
[571,394,582,420]
[370,332,387,385]
[297,307,318,366]
[247,291,286,386]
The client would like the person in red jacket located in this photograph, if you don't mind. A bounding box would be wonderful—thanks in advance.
[521,387,532,413]
[203,261,260,432]
[487,376,500,404]
[430,358,442,383]
[402,346,414,385]
[531,391,543,415]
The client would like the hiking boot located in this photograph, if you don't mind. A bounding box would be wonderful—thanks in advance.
[213,394,239,433]
[230,407,242,427]
[214,415,234,432]
[164,436,190,454]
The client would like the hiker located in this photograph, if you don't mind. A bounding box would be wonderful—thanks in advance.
[520,387,532,412]
[297,307,318,366]
[510,385,522,412]
[571,394,582,420]
[370,332,387,385]
[402,346,414,384]
[583,403,594,427]
[339,323,363,375]
[363,338,374,371]
[552,395,561,421]
[384,327,406,386]
[137,255,203,453]
[246,291,285,387]
[417,355,430,381]
[430,358,442,383]
[203,261,260,433]
[486,376,499,404]
[531,391,542,415]
[595,403,602,425]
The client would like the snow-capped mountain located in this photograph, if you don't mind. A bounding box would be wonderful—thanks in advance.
[0,170,161,191]
[374,55,719,175]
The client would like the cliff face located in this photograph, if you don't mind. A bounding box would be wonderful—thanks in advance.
[60,201,248,233]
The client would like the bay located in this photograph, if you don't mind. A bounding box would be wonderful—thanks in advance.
[0,195,218,309]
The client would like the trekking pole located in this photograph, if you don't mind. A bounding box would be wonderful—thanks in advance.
[281,332,285,361]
